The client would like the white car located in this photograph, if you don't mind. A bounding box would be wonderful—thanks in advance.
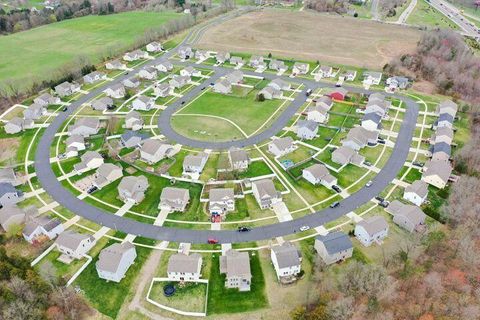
[366,180,373,187]
[300,226,310,232]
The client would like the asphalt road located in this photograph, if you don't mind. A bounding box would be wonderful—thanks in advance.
[428,0,480,37]
[34,11,420,244]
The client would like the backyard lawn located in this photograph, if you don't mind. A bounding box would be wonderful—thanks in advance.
[0,11,181,88]
[149,281,208,314]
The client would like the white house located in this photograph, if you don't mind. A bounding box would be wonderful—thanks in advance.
[209,188,235,215]
[361,112,382,131]
[125,111,144,131]
[104,83,126,99]
[73,151,104,173]
[268,137,296,157]
[146,41,163,53]
[22,216,64,244]
[105,60,127,70]
[403,180,428,206]
[159,187,190,212]
[292,62,309,75]
[167,253,203,281]
[228,147,249,171]
[140,139,175,164]
[96,242,137,282]
[117,175,149,204]
[154,61,173,72]
[220,249,251,291]
[83,71,107,84]
[270,242,302,281]
[252,179,281,209]
[296,120,318,140]
[354,216,389,247]
[131,95,155,111]
[183,153,208,174]
[138,67,158,80]
[55,231,95,260]
[302,164,337,188]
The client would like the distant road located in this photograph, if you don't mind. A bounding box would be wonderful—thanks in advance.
[427,0,480,37]
[396,0,418,24]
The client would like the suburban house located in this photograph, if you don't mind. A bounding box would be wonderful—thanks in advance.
[252,179,281,209]
[216,51,231,64]
[22,216,64,244]
[0,183,23,207]
[180,66,200,77]
[354,216,389,247]
[229,56,244,66]
[292,62,309,75]
[436,100,458,117]
[96,242,137,283]
[104,83,126,99]
[146,41,163,52]
[140,139,175,164]
[91,97,113,111]
[5,117,33,134]
[436,113,454,129]
[154,61,173,72]
[220,249,251,291]
[387,200,426,233]
[326,88,348,101]
[342,70,357,81]
[73,151,104,173]
[68,117,100,137]
[159,187,190,212]
[105,59,127,70]
[183,152,209,174]
[228,147,250,171]
[131,95,155,111]
[123,50,148,61]
[34,93,61,106]
[0,168,17,185]
[120,130,149,148]
[332,146,365,166]
[55,230,95,261]
[249,55,265,68]
[23,103,46,120]
[361,112,382,131]
[432,126,454,145]
[93,163,123,189]
[316,96,334,109]
[125,111,144,131]
[342,126,378,150]
[167,253,202,281]
[269,60,288,73]
[365,97,390,117]
[169,75,190,89]
[260,86,283,100]
[153,83,172,97]
[268,78,291,91]
[270,242,302,281]
[422,160,452,189]
[195,49,209,61]
[317,65,334,78]
[314,231,353,265]
[54,81,80,97]
[268,137,296,157]
[386,76,409,90]
[431,142,451,162]
[302,163,337,188]
[65,134,85,157]
[177,46,193,60]
[138,66,158,80]
[363,71,383,85]
[226,70,243,84]
[296,120,318,140]
[213,78,232,94]
[306,105,329,123]
[209,188,235,215]
[83,71,107,84]
[117,175,149,204]
[403,180,428,206]
[0,205,25,232]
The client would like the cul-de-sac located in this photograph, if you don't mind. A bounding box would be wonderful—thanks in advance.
[0,0,479,319]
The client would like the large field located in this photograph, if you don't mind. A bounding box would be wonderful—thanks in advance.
[0,11,181,86]
[195,9,423,69]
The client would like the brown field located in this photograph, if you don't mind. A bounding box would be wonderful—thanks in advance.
[196,9,423,69]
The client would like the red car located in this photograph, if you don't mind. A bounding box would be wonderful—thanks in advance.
[207,237,218,244]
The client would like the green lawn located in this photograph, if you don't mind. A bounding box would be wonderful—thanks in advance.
[74,241,152,319]
[237,160,273,179]
[407,0,460,30]
[174,91,284,137]
[0,11,181,88]
[149,281,208,314]
[207,252,268,314]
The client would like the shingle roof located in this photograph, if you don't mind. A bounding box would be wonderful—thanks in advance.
[405,180,428,198]
[168,253,202,274]
[357,216,388,236]
[271,242,301,268]
[96,242,135,273]
[55,230,93,251]
[270,137,294,151]
[316,231,353,255]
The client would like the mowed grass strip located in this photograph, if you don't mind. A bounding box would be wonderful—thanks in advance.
[0,11,180,86]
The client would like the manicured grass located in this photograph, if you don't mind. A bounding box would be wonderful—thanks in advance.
[74,241,152,319]
[149,281,208,313]
[0,11,181,88]
[175,91,284,136]
[237,160,273,179]
[407,0,460,30]
[171,114,246,142]
[207,252,268,314]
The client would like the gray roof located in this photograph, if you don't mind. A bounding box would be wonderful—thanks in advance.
[96,242,135,273]
[66,134,84,146]
[253,179,277,198]
[423,160,452,182]
[316,231,353,255]
[118,175,149,194]
[0,205,24,226]
[271,242,301,268]
[220,249,251,277]
[405,180,428,198]
[126,111,142,121]
[229,147,249,163]
[433,142,451,156]
[435,126,453,140]
[209,188,234,202]
[160,187,189,205]
[270,137,294,151]
[316,96,333,107]
[297,120,318,132]
[183,152,208,167]
[438,100,458,113]
[121,130,149,144]
[55,230,94,251]
[389,200,426,225]
[362,112,382,124]
[357,216,388,236]
[0,168,16,183]
[167,253,202,274]
[23,216,61,237]
[438,113,454,124]
[304,163,335,183]
[0,182,18,197]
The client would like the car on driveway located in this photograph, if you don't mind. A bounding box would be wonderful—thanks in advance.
[332,185,342,193]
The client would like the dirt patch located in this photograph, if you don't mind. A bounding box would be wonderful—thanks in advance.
[0,137,20,165]
[196,9,423,69]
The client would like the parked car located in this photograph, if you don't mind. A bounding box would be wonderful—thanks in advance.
[238,226,251,232]
[366,180,373,187]
[375,196,384,202]
[306,88,312,96]
[332,185,342,193]
[300,225,310,232]
[330,201,340,208]
[207,237,218,244]
[62,106,68,112]
[379,200,390,208]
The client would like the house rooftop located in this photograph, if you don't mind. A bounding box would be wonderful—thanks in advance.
[96,242,135,273]
[316,231,353,255]
[405,180,428,199]
[168,253,202,274]
[271,242,301,268]
[357,216,388,236]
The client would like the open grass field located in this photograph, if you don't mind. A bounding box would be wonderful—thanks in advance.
[173,90,283,137]
[196,9,423,69]
[0,11,181,87]
[407,0,460,30]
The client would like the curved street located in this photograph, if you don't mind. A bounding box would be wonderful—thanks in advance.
[34,12,420,244]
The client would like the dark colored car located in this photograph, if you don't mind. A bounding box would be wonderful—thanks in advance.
[379,201,390,208]
[375,196,384,202]
[62,106,68,112]
[332,185,342,193]
[238,226,251,232]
